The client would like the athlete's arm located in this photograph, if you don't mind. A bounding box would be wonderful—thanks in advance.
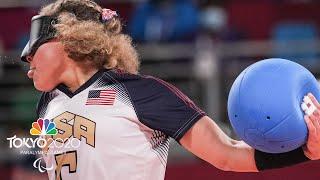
[179,116,258,172]
[180,110,320,172]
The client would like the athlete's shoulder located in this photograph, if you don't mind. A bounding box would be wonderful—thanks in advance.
[106,69,205,140]
[106,69,175,90]
[106,68,197,106]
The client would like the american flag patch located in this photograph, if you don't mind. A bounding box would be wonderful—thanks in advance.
[86,90,116,105]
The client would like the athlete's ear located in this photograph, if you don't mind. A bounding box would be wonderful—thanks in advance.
[26,55,33,63]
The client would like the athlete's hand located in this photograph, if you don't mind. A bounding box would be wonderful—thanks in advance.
[302,93,320,160]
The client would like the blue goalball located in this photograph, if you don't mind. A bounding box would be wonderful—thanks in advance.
[227,58,320,153]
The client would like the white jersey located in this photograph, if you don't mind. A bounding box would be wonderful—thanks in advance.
[37,69,205,180]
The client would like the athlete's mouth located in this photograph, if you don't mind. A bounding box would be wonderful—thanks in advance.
[28,67,36,79]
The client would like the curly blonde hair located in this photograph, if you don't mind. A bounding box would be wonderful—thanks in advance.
[39,0,140,74]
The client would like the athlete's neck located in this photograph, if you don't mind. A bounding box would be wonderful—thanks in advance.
[60,64,99,93]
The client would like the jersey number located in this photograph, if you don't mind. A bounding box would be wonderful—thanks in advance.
[55,151,77,180]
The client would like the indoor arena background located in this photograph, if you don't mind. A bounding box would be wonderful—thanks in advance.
[0,0,320,179]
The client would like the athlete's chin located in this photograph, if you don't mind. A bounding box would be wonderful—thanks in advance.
[33,81,56,92]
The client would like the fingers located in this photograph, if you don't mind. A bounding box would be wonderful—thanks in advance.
[304,115,316,136]
[302,146,312,160]
[302,93,320,160]
[313,109,320,116]
[303,147,313,160]
[307,93,320,109]
[309,113,320,130]
[302,93,320,134]
[301,94,319,115]
[305,113,320,146]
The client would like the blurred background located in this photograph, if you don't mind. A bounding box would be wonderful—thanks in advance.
[1,0,320,179]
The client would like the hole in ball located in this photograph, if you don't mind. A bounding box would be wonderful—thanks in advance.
[235,115,238,118]
[267,116,271,120]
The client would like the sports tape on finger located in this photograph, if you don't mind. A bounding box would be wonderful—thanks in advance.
[301,96,317,116]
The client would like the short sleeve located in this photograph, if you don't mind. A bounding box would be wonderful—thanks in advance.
[124,75,206,141]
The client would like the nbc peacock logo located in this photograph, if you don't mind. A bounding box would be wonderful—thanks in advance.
[30,118,58,136]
